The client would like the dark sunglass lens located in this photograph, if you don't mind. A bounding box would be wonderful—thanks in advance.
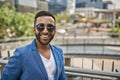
[47,24,55,32]
[36,24,45,31]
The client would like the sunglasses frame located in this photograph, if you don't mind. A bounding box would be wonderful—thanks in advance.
[35,23,56,32]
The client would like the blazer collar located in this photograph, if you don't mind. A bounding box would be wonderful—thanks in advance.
[30,39,60,79]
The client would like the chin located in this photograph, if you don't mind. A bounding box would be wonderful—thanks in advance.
[39,40,50,45]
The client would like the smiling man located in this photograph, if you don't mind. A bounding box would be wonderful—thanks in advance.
[1,11,66,80]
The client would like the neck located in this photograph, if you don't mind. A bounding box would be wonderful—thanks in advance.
[35,39,51,59]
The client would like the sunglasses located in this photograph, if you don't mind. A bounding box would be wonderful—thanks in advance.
[35,23,56,32]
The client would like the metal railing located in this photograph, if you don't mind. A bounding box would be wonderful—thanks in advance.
[0,60,120,80]
[65,66,120,80]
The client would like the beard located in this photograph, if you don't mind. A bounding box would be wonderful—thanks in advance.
[35,32,54,45]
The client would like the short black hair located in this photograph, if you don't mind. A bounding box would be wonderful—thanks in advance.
[34,11,55,27]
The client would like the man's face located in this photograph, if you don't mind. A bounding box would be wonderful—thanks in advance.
[34,16,56,45]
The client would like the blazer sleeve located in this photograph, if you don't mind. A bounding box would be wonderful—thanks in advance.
[1,48,22,80]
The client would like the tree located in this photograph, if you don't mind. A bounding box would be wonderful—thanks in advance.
[0,3,34,38]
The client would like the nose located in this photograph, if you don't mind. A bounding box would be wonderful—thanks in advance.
[42,26,48,33]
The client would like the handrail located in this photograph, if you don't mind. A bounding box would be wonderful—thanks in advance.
[65,66,120,80]
[0,60,120,80]
[66,72,116,80]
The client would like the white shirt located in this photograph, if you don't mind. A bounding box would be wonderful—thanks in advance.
[40,49,56,80]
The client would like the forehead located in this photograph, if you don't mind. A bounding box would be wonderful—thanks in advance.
[36,16,55,24]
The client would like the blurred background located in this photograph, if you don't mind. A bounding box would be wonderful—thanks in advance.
[0,0,120,80]
[0,0,120,38]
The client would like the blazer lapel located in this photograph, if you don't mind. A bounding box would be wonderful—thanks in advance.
[50,45,60,79]
[30,39,48,80]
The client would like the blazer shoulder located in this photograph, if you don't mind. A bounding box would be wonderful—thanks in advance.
[14,44,31,55]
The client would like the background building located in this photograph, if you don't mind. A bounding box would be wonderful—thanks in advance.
[66,0,76,14]
[76,0,103,9]
[48,0,67,14]
[15,0,37,13]
[66,0,120,25]
[0,0,67,14]
[1,0,120,25]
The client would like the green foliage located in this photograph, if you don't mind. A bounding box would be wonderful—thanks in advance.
[12,12,34,36]
[76,14,85,18]
[110,25,120,38]
[0,3,34,38]
[55,13,71,23]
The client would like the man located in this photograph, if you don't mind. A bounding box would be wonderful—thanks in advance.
[1,11,66,80]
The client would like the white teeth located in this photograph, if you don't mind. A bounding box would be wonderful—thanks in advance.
[42,35,48,38]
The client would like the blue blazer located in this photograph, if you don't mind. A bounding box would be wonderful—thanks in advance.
[1,39,66,80]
